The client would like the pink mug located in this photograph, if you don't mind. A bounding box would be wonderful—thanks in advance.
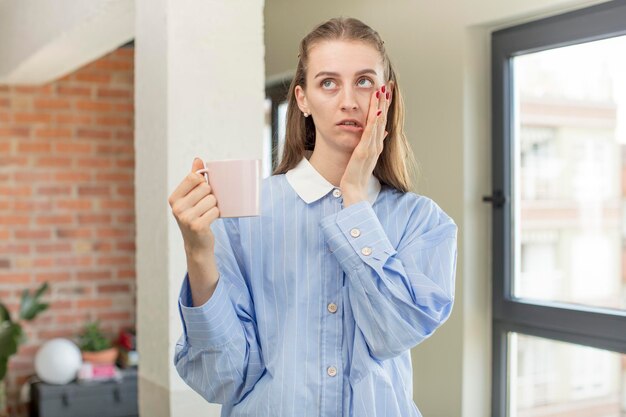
[196,159,261,218]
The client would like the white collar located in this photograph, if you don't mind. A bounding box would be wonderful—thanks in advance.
[285,157,381,205]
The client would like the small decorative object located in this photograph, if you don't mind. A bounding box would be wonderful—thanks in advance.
[117,328,138,368]
[0,282,49,415]
[34,339,82,385]
[78,322,117,365]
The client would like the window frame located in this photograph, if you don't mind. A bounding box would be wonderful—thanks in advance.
[490,1,626,415]
[266,79,291,172]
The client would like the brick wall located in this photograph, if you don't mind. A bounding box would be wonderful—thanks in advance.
[0,46,135,415]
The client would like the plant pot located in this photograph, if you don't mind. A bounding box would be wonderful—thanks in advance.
[81,347,118,365]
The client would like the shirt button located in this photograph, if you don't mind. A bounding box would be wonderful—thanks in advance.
[350,228,361,238]
[361,247,372,256]
[327,366,337,377]
[332,188,342,198]
[327,303,338,314]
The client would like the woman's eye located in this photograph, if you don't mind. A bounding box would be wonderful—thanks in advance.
[357,78,373,88]
[321,79,336,89]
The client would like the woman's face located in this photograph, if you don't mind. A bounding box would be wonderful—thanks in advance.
[295,40,388,154]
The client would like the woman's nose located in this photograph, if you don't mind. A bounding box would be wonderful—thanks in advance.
[340,87,359,111]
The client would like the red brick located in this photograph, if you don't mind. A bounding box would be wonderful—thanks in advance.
[116,214,135,224]
[97,88,132,99]
[54,171,91,182]
[49,300,72,310]
[54,142,92,153]
[56,256,92,267]
[96,116,133,127]
[75,101,112,112]
[0,156,29,167]
[36,185,72,196]
[77,157,112,168]
[57,86,91,97]
[116,185,135,196]
[35,272,71,282]
[0,273,31,284]
[0,127,30,137]
[14,230,51,239]
[35,156,72,167]
[74,73,111,84]
[116,241,135,251]
[96,172,133,182]
[56,228,93,239]
[96,144,133,154]
[33,258,54,267]
[39,329,75,339]
[77,214,111,224]
[117,269,135,279]
[78,185,110,196]
[77,298,112,309]
[0,244,30,255]
[0,215,30,225]
[13,201,52,211]
[98,284,130,294]
[0,186,32,196]
[115,129,133,141]
[14,113,53,123]
[34,98,70,110]
[34,128,72,138]
[0,98,10,108]
[56,313,90,324]
[97,227,130,238]
[17,142,51,153]
[98,311,131,321]
[101,199,133,210]
[93,61,133,71]
[35,243,72,253]
[14,85,53,95]
[97,255,132,266]
[0,259,10,268]
[115,158,134,170]
[13,172,41,182]
[77,271,111,281]
[77,128,111,140]
[0,142,10,153]
[57,199,92,210]
[93,241,113,251]
[36,214,73,225]
[56,114,92,124]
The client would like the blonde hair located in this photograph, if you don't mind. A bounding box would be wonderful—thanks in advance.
[272,17,418,192]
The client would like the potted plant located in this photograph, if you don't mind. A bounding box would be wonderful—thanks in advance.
[0,282,49,417]
[77,322,117,365]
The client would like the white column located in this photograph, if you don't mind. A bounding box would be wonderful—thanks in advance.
[134,0,265,416]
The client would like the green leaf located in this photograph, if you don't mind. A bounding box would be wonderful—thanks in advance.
[0,355,7,381]
[0,305,10,323]
[19,282,50,321]
[0,321,21,359]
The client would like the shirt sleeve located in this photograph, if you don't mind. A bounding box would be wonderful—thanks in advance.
[174,218,265,405]
[320,197,457,361]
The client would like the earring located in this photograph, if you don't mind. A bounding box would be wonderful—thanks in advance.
[303,112,309,117]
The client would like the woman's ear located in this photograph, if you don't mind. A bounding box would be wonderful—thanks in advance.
[295,85,309,115]
[387,80,395,105]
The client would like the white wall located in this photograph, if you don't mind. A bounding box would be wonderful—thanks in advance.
[264,0,609,415]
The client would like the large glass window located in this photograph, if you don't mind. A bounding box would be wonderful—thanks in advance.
[490,2,626,416]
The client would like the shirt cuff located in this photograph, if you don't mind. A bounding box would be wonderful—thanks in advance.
[320,200,397,271]
[178,273,240,348]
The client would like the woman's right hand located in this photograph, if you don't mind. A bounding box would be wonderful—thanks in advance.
[168,157,220,255]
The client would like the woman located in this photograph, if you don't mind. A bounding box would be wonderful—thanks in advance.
[169,17,457,417]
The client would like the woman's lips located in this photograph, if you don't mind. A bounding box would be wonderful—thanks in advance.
[336,124,364,133]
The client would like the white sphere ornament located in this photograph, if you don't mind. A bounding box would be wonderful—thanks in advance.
[34,338,82,384]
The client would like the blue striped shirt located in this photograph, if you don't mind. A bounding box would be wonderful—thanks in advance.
[174,157,458,417]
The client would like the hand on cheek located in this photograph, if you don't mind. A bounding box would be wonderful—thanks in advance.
[340,84,390,207]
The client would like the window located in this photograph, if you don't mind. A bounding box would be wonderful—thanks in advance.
[264,80,291,177]
[490,1,626,416]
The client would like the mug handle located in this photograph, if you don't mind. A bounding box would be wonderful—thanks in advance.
[194,168,210,185]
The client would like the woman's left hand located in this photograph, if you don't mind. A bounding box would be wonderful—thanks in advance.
[340,84,390,207]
